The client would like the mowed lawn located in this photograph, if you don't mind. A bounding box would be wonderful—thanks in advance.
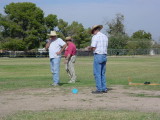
[0,56,160,91]
[2,110,160,120]
[0,56,160,120]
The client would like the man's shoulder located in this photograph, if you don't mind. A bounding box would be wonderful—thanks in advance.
[57,38,63,41]
[69,42,76,47]
[57,38,65,43]
[98,32,107,36]
[92,35,97,40]
[71,42,76,45]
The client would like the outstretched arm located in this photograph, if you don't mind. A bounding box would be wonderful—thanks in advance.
[56,44,67,55]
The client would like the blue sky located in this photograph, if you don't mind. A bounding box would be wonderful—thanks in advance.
[0,0,160,42]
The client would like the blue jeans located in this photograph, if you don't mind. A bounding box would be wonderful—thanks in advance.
[50,57,61,84]
[93,54,107,91]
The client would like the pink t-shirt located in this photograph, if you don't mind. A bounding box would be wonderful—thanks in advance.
[64,42,76,57]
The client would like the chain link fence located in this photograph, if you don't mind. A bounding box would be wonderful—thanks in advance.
[0,48,160,58]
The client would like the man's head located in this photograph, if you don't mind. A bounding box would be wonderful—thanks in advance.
[47,31,58,40]
[91,25,103,35]
[65,36,72,44]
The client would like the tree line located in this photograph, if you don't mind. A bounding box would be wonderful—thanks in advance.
[0,2,159,51]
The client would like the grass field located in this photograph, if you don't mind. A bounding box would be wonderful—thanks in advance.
[2,110,160,120]
[0,56,160,91]
[0,56,160,120]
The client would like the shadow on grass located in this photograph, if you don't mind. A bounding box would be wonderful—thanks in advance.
[59,83,69,86]
[59,80,81,86]
[108,88,113,91]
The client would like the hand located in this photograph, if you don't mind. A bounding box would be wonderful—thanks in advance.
[88,46,92,51]
[47,39,52,44]
[56,51,61,55]
[64,59,68,64]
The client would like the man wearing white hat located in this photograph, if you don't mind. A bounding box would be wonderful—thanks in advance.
[45,31,66,86]
[90,25,108,94]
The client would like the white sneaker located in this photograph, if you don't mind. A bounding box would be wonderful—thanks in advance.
[50,83,59,86]
[68,80,75,83]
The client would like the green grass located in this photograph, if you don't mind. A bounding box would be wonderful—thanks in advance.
[128,93,160,98]
[1,110,160,120]
[1,56,160,119]
[0,56,160,91]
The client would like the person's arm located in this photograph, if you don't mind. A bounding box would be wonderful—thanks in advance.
[88,37,97,51]
[56,38,67,55]
[56,44,67,55]
[45,40,51,50]
[64,54,71,64]
[88,46,96,51]
[64,44,73,64]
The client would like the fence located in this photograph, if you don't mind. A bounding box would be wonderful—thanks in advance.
[0,48,160,58]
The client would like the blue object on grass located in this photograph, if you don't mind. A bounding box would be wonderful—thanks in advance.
[72,88,78,94]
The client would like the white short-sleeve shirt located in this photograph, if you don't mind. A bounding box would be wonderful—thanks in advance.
[91,32,108,54]
[48,38,65,58]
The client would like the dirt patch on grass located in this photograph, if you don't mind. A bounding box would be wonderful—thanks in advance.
[0,85,160,118]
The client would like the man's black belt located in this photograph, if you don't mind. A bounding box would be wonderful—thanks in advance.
[94,53,107,55]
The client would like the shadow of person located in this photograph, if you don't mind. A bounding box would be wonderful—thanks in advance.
[107,88,113,91]
[59,83,69,86]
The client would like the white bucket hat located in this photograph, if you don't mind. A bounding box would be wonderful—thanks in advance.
[47,31,58,36]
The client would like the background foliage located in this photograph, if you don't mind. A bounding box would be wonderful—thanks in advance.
[0,2,158,51]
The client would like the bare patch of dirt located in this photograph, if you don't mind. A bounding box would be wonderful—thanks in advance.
[0,85,160,118]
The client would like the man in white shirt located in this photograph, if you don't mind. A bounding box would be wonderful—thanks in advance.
[90,25,108,94]
[45,31,66,86]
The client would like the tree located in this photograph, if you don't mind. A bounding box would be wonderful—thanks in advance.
[79,28,91,48]
[67,21,90,49]
[106,13,125,36]
[126,30,152,49]
[45,14,58,32]
[108,35,129,49]
[57,19,68,39]
[2,38,25,51]
[1,2,46,50]
[152,42,160,48]
[106,13,128,49]
[132,30,152,40]
[57,20,91,48]
[0,2,92,50]
[0,13,3,42]
[125,38,150,49]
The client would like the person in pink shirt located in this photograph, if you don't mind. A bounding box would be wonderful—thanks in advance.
[64,36,77,83]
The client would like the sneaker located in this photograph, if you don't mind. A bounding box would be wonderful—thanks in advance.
[91,90,103,94]
[50,83,59,86]
[68,80,75,83]
[102,90,108,93]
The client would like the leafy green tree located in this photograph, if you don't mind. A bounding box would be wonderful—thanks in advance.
[108,35,129,49]
[106,13,128,49]
[126,40,152,50]
[107,13,125,36]
[126,30,152,49]
[152,42,160,48]
[132,30,152,40]
[57,20,91,48]
[45,14,58,32]
[1,2,46,50]
[0,13,3,43]
[57,19,68,39]
[79,28,91,48]
[67,21,90,48]
[0,2,94,50]
[2,38,25,51]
